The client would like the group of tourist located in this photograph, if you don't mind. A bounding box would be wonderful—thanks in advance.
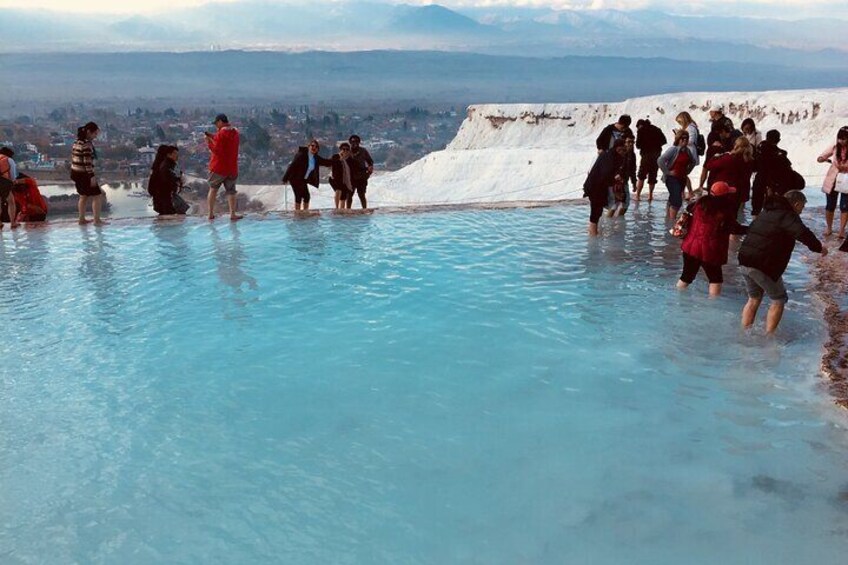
[585,107,848,333]
[0,114,376,229]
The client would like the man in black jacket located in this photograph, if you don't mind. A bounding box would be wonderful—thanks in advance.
[751,129,804,217]
[282,139,333,211]
[634,119,667,201]
[738,191,827,334]
[595,115,633,155]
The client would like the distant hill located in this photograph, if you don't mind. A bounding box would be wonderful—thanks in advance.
[2,50,847,115]
[1,2,847,70]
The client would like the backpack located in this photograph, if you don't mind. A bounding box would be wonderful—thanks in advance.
[695,132,706,156]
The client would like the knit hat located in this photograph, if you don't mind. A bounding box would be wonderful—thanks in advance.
[709,181,736,197]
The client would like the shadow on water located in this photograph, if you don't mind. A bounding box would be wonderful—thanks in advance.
[210,223,259,317]
[150,219,193,284]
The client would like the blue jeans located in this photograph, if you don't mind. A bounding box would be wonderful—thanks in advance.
[825,191,848,213]
[666,176,685,210]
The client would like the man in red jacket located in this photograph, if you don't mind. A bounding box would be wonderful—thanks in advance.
[204,114,242,221]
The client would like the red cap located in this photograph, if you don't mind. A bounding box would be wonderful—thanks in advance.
[710,181,736,197]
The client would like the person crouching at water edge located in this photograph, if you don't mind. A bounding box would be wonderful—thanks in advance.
[70,122,107,225]
[148,145,189,216]
[282,140,333,211]
[658,130,698,221]
[205,114,242,221]
[329,143,355,210]
[676,181,748,297]
[606,134,637,217]
[738,190,827,335]
[584,138,628,236]
[0,147,19,230]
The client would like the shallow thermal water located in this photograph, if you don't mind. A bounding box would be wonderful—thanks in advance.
[2,204,848,564]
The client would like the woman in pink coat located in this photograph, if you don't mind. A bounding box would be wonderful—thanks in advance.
[817,126,848,237]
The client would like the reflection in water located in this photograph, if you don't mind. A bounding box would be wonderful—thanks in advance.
[151,221,192,285]
[211,223,258,316]
[78,227,129,336]
[0,229,51,321]
[285,214,328,260]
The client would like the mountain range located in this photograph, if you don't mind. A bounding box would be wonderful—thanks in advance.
[1,1,846,69]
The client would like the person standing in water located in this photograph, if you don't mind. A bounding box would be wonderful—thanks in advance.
[658,130,698,221]
[347,135,373,209]
[738,190,827,335]
[584,138,628,236]
[70,122,107,225]
[205,114,242,221]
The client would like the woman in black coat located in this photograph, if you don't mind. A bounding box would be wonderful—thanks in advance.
[282,139,334,211]
[584,139,627,236]
[148,145,185,215]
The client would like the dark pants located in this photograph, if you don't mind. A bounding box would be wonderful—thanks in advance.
[680,253,724,284]
[751,175,766,216]
[347,179,367,207]
[589,196,605,224]
[290,179,310,205]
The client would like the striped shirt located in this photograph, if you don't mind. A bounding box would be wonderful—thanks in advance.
[71,140,96,174]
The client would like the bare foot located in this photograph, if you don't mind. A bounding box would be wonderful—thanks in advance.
[588,224,599,237]
[647,195,654,202]
[10,223,20,229]
[824,228,833,237]
[839,232,846,239]
[633,193,641,201]
[230,214,244,221]
[93,219,109,226]
[78,218,92,225]
[208,214,216,221]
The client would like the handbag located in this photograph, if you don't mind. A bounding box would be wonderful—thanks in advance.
[835,172,848,194]
[669,209,692,239]
[172,192,190,214]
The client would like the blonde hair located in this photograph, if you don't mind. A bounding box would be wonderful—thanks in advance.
[674,129,690,145]
[732,136,754,163]
[676,111,695,128]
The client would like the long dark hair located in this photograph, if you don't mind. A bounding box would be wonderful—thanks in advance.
[836,127,848,162]
[77,121,99,141]
[151,144,177,171]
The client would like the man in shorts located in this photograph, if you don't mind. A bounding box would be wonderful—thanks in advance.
[634,119,667,201]
[738,190,826,334]
[205,114,242,221]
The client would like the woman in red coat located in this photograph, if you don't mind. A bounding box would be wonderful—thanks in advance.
[13,174,48,222]
[677,181,748,297]
[703,137,756,215]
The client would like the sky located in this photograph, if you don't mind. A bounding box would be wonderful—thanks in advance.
[1,0,841,18]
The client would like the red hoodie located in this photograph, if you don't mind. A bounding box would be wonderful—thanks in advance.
[208,126,240,177]
[14,177,48,221]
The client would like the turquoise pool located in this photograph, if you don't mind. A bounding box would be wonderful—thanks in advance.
[1,205,847,564]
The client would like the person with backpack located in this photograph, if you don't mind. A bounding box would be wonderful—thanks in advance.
[703,136,756,213]
[674,112,702,201]
[707,106,737,146]
[751,129,804,217]
[739,190,826,334]
[70,122,106,225]
[596,115,633,155]
[148,145,187,216]
[0,147,19,230]
[677,181,748,297]
[584,139,628,236]
[634,119,667,202]
[817,126,848,237]
[658,130,698,220]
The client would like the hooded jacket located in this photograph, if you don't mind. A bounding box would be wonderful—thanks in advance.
[738,195,823,281]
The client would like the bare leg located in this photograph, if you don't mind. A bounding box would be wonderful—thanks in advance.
[227,194,242,220]
[334,191,341,209]
[686,176,694,200]
[78,195,90,224]
[839,211,848,238]
[676,279,689,290]
[207,187,218,220]
[697,169,707,192]
[93,194,107,224]
[742,297,762,329]
[634,179,643,201]
[358,190,367,209]
[303,199,310,211]
[708,283,722,297]
[825,210,834,236]
[647,182,655,201]
[765,301,785,334]
[8,195,18,228]
[668,206,678,221]
[588,222,599,236]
